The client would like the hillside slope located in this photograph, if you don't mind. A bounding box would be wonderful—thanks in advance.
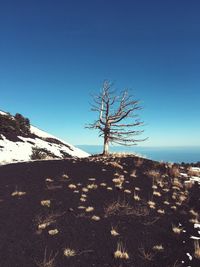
[0,155,200,266]
[0,110,89,164]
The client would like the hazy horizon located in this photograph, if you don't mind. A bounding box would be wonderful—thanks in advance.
[77,144,200,163]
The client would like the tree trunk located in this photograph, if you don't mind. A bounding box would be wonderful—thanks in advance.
[103,135,109,155]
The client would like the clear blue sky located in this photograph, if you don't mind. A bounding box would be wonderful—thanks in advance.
[0,0,200,146]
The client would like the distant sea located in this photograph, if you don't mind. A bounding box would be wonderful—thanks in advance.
[77,145,200,163]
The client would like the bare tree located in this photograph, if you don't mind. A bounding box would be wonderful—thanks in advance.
[86,81,147,155]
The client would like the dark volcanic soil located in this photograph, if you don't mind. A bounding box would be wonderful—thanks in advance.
[0,156,200,267]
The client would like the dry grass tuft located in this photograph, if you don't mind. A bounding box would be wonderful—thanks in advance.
[68,184,77,189]
[62,174,69,179]
[152,244,164,251]
[82,187,89,192]
[77,206,85,210]
[100,182,107,187]
[194,240,200,259]
[41,200,51,208]
[172,224,183,234]
[138,247,155,261]
[163,200,170,205]
[124,189,131,194]
[35,212,63,230]
[111,226,120,236]
[130,169,137,178]
[107,187,113,191]
[189,209,199,218]
[157,209,165,215]
[36,248,58,267]
[146,169,161,180]
[63,248,76,257]
[153,191,161,197]
[114,242,129,259]
[45,178,54,182]
[87,183,98,190]
[11,191,26,197]
[107,161,124,170]
[80,197,87,202]
[171,205,177,210]
[91,215,101,221]
[133,192,141,201]
[48,229,59,236]
[148,200,156,209]
[172,178,183,189]
[112,176,124,188]
[169,166,180,178]
[105,199,149,217]
[85,206,94,213]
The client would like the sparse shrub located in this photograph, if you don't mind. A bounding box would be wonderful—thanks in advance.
[60,150,71,158]
[31,147,57,160]
[0,112,30,136]
[14,113,30,135]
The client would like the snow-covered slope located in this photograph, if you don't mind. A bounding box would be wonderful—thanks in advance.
[0,111,89,164]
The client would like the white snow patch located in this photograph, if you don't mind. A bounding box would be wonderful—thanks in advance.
[190,236,200,240]
[0,110,8,115]
[194,224,200,229]
[30,125,89,158]
[190,176,200,183]
[30,125,58,139]
[190,167,200,172]
[0,112,90,164]
[186,253,192,261]
[180,173,188,177]
[0,133,89,165]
